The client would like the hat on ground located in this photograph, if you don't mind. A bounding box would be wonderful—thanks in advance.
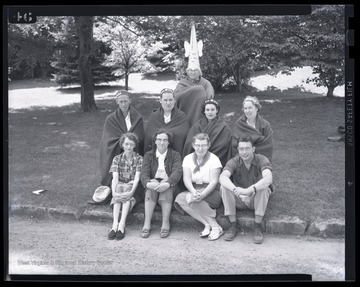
[92,186,111,203]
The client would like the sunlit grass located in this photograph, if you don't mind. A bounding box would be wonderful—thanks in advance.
[8,78,345,222]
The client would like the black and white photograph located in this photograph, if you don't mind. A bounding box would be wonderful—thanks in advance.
[4,4,355,282]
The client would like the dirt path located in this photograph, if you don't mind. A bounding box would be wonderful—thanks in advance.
[7,216,345,281]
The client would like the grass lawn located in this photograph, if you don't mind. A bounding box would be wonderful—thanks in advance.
[7,78,345,223]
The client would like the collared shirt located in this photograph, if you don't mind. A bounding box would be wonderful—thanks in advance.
[155,149,168,179]
[164,114,171,124]
[125,112,132,131]
[109,152,143,183]
[223,154,272,188]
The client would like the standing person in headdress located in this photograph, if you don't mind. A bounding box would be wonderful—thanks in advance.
[144,88,190,157]
[182,99,231,167]
[174,22,215,127]
[99,92,145,189]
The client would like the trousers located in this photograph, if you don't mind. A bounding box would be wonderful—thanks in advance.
[220,186,271,217]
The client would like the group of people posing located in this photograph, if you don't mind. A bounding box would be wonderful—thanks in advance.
[98,68,274,244]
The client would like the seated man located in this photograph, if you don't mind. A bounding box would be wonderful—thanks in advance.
[219,135,273,244]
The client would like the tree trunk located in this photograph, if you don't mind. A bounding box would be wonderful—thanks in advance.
[76,16,97,112]
[125,72,129,91]
[326,85,335,97]
[237,66,242,93]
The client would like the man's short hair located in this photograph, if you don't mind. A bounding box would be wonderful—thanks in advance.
[237,135,254,147]
[115,91,130,103]
[160,88,174,99]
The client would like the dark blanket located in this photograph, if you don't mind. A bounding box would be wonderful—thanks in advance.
[174,77,214,126]
[144,106,190,157]
[99,106,145,186]
[229,113,274,163]
[183,116,232,166]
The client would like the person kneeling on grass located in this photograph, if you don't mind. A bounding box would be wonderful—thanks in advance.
[108,132,143,240]
[219,135,274,244]
[174,133,224,241]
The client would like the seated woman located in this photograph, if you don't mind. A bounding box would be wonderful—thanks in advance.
[182,99,231,166]
[108,132,143,240]
[140,129,183,239]
[229,95,274,163]
[175,133,224,241]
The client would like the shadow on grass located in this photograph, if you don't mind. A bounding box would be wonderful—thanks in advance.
[141,71,176,82]
[56,84,126,94]
[9,78,59,90]
[8,93,157,114]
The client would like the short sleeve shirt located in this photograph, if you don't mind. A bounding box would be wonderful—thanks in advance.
[182,152,222,184]
[223,154,272,188]
[109,152,143,183]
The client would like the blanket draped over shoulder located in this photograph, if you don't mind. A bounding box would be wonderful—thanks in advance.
[144,106,190,156]
[174,77,214,126]
[229,113,274,163]
[99,106,145,186]
[183,116,232,166]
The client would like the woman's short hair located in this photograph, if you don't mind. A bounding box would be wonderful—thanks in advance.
[201,99,220,115]
[192,133,211,146]
[242,95,262,110]
[119,132,139,147]
[152,128,173,149]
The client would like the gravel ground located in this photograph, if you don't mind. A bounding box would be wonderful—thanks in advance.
[7,216,345,281]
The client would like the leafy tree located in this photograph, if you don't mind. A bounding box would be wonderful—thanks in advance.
[95,16,169,90]
[260,5,345,97]
[51,17,117,86]
[124,11,344,96]
[303,5,345,97]
[122,16,272,92]
[8,17,58,79]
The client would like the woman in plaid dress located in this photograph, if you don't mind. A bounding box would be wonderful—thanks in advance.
[108,132,143,240]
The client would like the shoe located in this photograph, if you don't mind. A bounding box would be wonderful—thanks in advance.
[253,224,264,244]
[224,223,238,241]
[108,229,116,240]
[208,226,224,241]
[200,225,211,238]
[160,228,170,238]
[141,228,151,238]
[115,229,125,240]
